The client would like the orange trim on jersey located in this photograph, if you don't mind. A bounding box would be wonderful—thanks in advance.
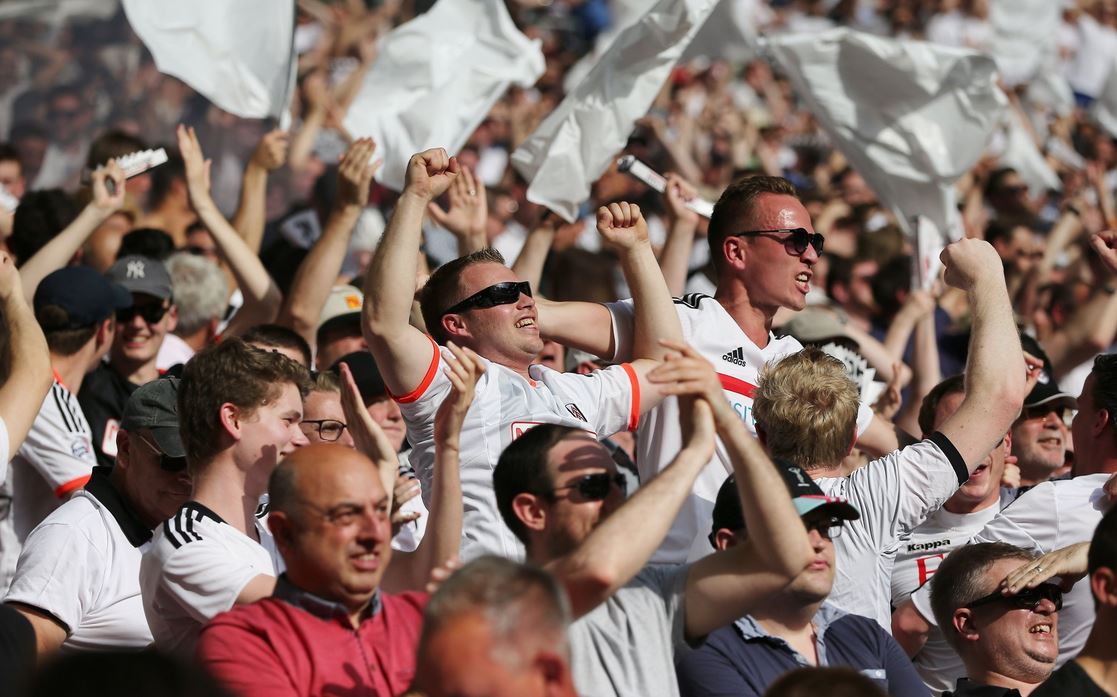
[54,474,91,498]
[390,335,441,404]
[51,369,69,391]
[717,373,757,399]
[621,363,640,431]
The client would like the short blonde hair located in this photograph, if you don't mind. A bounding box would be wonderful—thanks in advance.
[752,347,860,470]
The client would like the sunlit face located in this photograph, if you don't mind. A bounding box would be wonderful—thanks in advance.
[1011,405,1070,482]
[1071,373,1103,474]
[276,447,392,612]
[300,390,354,448]
[445,262,543,365]
[730,194,820,315]
[367,396,405,452]
[234,383,309,476]
[934,391,1008,507]
[536,433,624,560]
[114,293,177,367]
[116,429,192,527]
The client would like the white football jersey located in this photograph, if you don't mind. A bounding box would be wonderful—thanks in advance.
[608,294,874,564]
[397,337,638,561]
[140,501,283,656]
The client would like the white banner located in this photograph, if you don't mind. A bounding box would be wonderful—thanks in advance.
[343,0,543,192]
[123,0,295,122]
[764,29,1006,246]
[1095,53,1117,139]
[990,108,1061,195]
[512,0,720,222]
[988,0,1060,87]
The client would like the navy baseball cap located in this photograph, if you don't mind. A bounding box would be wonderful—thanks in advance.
[34,266,132,330]
[711,458,859,541]
[1019,333,1077,410]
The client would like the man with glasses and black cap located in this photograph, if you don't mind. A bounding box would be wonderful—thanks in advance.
[80,254,178,468]
[676,463,926,697]
[362,148,682,561]
[4,377,190,655]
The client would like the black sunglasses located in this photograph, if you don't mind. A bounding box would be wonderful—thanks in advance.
[1020,405,1075,427]
[549,472,627,501]
[442,281,531,317]
[733,228,824,256]
[135,433,188,473]
[804,515,845,540]
[966,583,1063,612]
[117,303,169,325]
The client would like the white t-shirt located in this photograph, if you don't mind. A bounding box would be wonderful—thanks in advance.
[0,416,8,492]
[5,474,154,651]
[910,474,1112,671]
[607,294,873,564]
[1,381,96,594]
[890,493,1008,695]
[140,501,283,656]
[397,336,638,561]
[815,433,968,632]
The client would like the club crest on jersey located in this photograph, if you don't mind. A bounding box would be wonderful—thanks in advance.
[721,347,748,367]
[565,403,588,422]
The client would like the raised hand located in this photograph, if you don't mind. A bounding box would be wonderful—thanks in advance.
[1002,542,1089,594]
[251,129,290,171]
[390,474,422,536]
[427,166,487,242]
[337,137,380,210]
[647,340,735,428]
[1090,230,1117,276]
[433,342,484,447]
[339,361,398,471]
[596,201,649,251]
[176,124,212,202]
[664,173,700,226]
[403,148,460,202]
[90,159,126,215]
[939,238,1004,292]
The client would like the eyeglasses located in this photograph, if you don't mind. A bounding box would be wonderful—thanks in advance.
[966,583,1063,612]
[1020,405,1075,427]
[548,472,627,501]
[116,303,169,325]
[804,515,845,540]
[442,281,532,316]
[732,228,824,256]
[300,419,348,442]
[134,432,188,472]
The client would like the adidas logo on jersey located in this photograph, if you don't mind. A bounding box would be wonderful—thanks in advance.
[722,347,748,367]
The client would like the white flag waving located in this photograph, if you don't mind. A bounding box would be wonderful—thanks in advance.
[764,29,1006,244]
[123,0,295,121]
[344,0,544,192]
[512,0,720,222]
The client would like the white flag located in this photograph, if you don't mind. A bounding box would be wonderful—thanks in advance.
[989,109,1060,196]
[512,0,720,222]
[1095,54,1117,140]
[988,0,1060,87]
[123,0,295,122]
[343,0,544,192]
[764,29,1006,245]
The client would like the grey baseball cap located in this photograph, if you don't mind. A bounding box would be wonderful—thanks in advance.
[108,255,174,300]
[121,376,184,460]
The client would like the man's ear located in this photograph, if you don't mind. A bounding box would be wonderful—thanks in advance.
[722,236,747,273]
[713,528,740,552]
[267,511,294,550]
[1094,407,1112,438]
[219,402,243,441]
[96,316,115,348]
[1091,567,1117,609]
[165,304,179,333]
[953,608,980,643]
[115,429,132,470]
[535,650,574,695]
[442,313,471,342]
[513,492,547,535]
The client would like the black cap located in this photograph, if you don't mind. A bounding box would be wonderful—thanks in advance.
[330,351,388,404]
[34,266,132,330]
[121,377,184,459]
[107,255,174,300]
[1020,333,1077,410]
[711,458,860,539]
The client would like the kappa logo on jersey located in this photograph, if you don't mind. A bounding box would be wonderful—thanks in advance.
[565,403,588,422]
[721,347,748,367]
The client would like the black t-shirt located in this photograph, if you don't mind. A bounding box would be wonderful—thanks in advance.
[77,363,139,468]
[945,678,1021,697]
[1032,661,1113,697]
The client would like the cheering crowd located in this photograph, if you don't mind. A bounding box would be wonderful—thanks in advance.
[3,1,1117,696]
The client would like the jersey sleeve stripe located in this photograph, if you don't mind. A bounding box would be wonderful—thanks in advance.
[51,385,76,433]
[163,519,183,549]
[621,363,640,432]
[390,334,441,405]
[929,431,969,486]
[53,474,91,498]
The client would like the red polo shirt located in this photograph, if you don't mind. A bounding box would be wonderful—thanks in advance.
[197,577,427,697]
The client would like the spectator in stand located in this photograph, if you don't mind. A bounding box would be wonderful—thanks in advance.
[412,556,579,697]
[748,239,1026,631]
[492,345,815,696]
[314,286,367,371]
[241,323,312,369]
[930,543,1059,696]
[196,342,477,697]
[5,377,191,655]
[1011,335,1076,489]
[0,143,25,200]
[676,465,927,697]
[79,255,177,467]
[157,252,228,370]
[139,339,309,656]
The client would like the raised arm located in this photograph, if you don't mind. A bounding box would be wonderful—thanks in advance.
[383,342,478,592]
[935,238,1027,470]
[510,213,557,291]
[650,343,813,640]
[277,138,378,350]
[658,173,701,296]
[231,129,289,254]
[176,125,283,337]
[0,252,52,460]
[361,148,458,395]
[18,162,125,298]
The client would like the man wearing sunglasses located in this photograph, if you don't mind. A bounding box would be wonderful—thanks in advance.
[1009,335,1076,490]
[5,377,191,655]
[929,543,1060,696]
[677,464,926,697]
[80,255,178,468]
[537,174,902,566]
[362,149,682,561]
